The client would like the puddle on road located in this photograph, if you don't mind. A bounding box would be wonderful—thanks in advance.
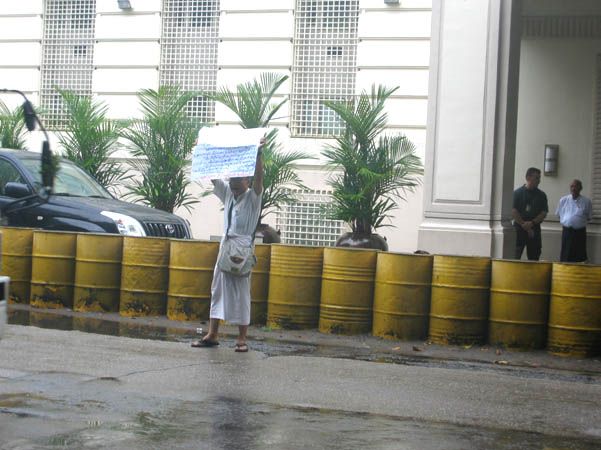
[2,394,600,450]
[7,306,601,385]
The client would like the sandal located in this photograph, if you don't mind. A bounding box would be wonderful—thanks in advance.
[234,343,249,353]
[191,338,219,348]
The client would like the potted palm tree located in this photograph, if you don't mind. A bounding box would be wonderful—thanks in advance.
[121,86,201,213]
[56,89,128,192]
[322,85,423,250]
[204,72,311,243]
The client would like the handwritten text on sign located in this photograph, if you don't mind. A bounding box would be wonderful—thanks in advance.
[191,127,267,181]
[191,144,257,180]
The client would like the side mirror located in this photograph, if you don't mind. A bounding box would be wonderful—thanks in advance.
[5,182,32,199]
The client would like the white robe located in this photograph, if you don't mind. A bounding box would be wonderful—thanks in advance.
[209,180,262,325]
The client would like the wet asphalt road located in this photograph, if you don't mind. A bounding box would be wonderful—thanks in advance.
[1,324,601,450]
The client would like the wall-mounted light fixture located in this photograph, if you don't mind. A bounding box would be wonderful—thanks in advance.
[544,144,559,176]
[117,0,132,10]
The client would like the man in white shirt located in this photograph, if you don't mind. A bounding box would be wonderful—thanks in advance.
[555,179,593,262]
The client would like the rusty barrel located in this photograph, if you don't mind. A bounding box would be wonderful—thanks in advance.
[0,227,34,304]
[167,239,219,321]
[30,230,77,309]
[319,247,377,335]
[373,252,433,340]
[73,233,123,312]
[250,244,271,325]
[548,263,601,357]
[120,236,170,317]
[429,255,491,345]
[267,245,324,329]
[489,260,551,349]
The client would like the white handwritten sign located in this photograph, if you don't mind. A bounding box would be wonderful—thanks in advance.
[191,127,268,181]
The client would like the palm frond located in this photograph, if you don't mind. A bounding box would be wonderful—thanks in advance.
[321,84,423,233]
[121,85,202,213]
[0,100,27,149]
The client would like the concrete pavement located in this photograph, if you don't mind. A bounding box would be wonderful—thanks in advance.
[1,323,601,449]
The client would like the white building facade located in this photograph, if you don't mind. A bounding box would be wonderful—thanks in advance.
[0,0,431,251]
[420,0,601,263]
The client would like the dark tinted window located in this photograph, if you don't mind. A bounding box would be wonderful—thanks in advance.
[0,158,26,196]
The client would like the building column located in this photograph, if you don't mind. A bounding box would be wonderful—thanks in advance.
[418,0,522,257]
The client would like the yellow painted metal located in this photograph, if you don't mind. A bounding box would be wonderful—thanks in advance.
[429,255,491,345]
[489,260,551,349]
[0,227,34,304]
[319,247,377,335]
[73,233,123,312]
[120,236,170,317]
[167,239,219,321]
[548,263,601,357]
[250,244,271,325]
[267,244,324,329]
[372,252,433,340]
[30,230,77,309]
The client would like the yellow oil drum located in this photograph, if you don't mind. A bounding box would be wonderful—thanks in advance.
[429,255,491,345]
[319,247,378,335]
[0,227,34,304]
[548,263,601,357]
[267,244,324,329]
[30,230,77,309]
[73,233,123,312]
[373,252,433,340]
[120,236,170,317]
[250,244,271,325]
[489,260,551,349]
[167,239,219,321]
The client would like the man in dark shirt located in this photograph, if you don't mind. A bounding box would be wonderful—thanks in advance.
[512,167,548,260]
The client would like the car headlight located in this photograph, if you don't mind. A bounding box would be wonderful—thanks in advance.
[101,211,146,237]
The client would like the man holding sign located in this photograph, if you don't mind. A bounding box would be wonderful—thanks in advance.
[191,128,265,353]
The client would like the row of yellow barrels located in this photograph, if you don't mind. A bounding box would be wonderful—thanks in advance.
[266,246,601,358]
[0,228,270,324]
[2,227,600,357]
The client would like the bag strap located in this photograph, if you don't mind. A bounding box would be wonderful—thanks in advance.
[225,194,256,244]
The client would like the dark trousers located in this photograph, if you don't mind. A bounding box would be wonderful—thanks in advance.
[560,227,587,262]
[514,225,542,261]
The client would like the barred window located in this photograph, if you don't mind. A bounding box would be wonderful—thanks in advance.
[275,189,348,246]
[290,0,359,137]
[160,0,220,122]
[40,0,96,129]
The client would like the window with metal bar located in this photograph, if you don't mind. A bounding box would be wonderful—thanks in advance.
[275,189,348,246]
[160,0,220,122]
[290,0,359,137]
[40,0,96,129]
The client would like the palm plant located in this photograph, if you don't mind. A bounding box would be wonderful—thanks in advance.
[0,99,27,149]
[204,72,311,224]
[57,89,127,191]
[322,85,423,244]
[121,86,201,213]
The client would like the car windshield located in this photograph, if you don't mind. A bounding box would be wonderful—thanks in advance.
[19,158,113,198]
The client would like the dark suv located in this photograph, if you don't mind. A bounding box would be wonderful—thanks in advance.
[0,149,191,238]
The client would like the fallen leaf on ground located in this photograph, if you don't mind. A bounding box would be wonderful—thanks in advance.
[412,346,423,352]
[494,360,509,365]
[392,346,401,351]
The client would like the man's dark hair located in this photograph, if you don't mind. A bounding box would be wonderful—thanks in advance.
[525,167,541,178]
